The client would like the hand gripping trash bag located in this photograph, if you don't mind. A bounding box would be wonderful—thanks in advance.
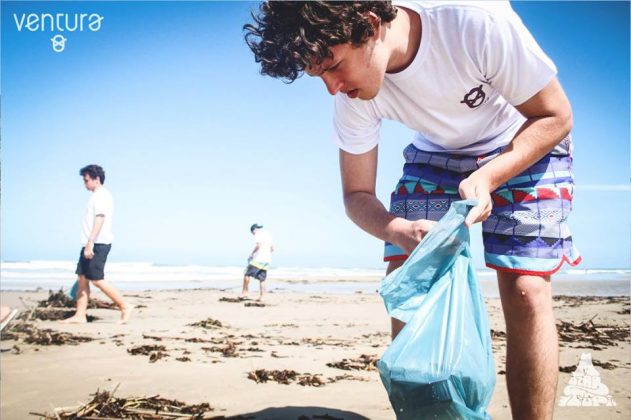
[377,200,495,419]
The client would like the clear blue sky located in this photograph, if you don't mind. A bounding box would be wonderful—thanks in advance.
[2,1,629,269]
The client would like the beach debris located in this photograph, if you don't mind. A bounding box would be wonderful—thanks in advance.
[303,337,353,347]
[557,318,630,348]
[112,334,126,347]
[326,354,379,371]
[31,388,214,419]
[176,356,192,362]
[188,318,225,329]
[201,341,239,357]
[244,302,266,307]
[560,359,619,372]
[298,374,326,387]
[327,374,370,383]
[617,306,630,315]
[553,295,629,308]
[490,329,506,340]
[247,369,299,384]
[247,368,371,387]
[264,323,299,328]
[219,297,247,303]
[38,288,117,309]
[17,309,100,323]
[1,322,93,346]
[127,344,169,363]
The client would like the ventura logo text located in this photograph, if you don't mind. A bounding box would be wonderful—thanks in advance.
[13,13,104,32]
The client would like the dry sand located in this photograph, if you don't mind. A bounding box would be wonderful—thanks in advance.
[1,288,629,419]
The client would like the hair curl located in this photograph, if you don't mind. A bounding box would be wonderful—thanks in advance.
[80,164,105,184]
[244,1,397,83]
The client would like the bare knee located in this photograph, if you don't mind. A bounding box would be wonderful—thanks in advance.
[499,272,553,316]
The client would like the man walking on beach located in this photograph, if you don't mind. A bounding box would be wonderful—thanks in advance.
[241,223,274,301]
[244,2,580,418]
[62,165,131,324]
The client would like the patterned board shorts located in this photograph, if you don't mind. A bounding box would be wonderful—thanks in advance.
[385,140,581,276]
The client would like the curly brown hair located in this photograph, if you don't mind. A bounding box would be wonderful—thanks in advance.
[244,1,397,83]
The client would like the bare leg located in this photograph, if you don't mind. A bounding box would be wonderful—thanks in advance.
[60,276,90,324]
[240,276,251,298]
[387,260,407,339]
[498,271,558,420]
[91,279,131,324]
[257,280,266,301]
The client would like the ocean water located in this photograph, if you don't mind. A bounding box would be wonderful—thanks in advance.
[0,261,629,298]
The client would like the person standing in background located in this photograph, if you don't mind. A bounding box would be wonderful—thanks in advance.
[240,223,274,301]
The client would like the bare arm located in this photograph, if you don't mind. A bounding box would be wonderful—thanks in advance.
[340,146,435,255]
[250,243,260,258]
[460,77,573,225]
[84,215,105,259]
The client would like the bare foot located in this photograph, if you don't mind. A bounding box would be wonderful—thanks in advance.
[59,315,87,324]
[118,306,133,324]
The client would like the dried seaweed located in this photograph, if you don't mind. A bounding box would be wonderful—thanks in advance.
[553,295,629,308]
[188,318,224,329]
[327,374,369,383]
[247,369,298,384]
[127,344,169,363]
[297,374,326,387]
[244,302,266,307]
[326,354,378,371]
[31,388,214,419]
[17,309,99,322]
[219,297,246,303]
[302,338,352,347]
[490,329,506,340]
[38,289,116,310]
[557,318,630,348]
[1,323,92,346]
[201,341,239,357]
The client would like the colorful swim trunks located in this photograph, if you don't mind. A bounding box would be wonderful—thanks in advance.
[385,139,581,275]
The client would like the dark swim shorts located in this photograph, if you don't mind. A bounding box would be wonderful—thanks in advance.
[75,243,112,280]
[244,264,267,281]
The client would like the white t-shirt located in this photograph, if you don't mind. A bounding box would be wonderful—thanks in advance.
[81,187,114,245]
[252,229,274,264]
[332,0,557,155]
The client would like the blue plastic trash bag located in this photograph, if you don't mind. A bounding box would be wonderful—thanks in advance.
[377,200,495,419]
[68,280,79,301]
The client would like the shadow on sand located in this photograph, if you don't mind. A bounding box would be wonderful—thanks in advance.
[222,405,371,419]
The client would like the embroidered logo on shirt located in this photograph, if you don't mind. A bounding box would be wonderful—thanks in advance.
[460,85,486,108]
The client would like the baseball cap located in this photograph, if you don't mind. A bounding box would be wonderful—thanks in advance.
[250,223,263,233]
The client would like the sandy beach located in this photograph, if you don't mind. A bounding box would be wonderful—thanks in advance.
[1,286,629,419]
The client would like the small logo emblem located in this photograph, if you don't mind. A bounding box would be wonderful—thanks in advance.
[51,34,67,53]
[460,85,486,108]
[558,353,617,407]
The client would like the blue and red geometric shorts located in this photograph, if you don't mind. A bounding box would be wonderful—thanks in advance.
[385,141,581,276]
